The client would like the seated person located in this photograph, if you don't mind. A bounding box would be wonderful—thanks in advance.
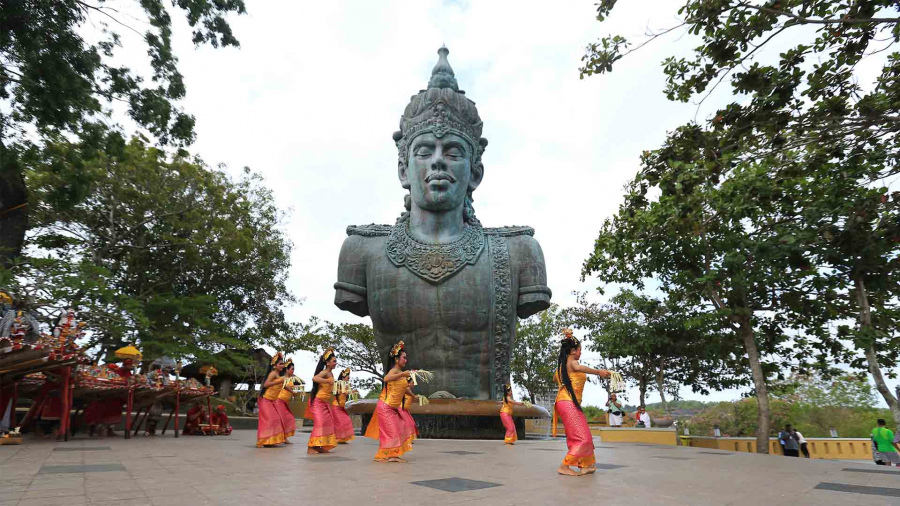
[183,402,207,435]
[210,405,232,435]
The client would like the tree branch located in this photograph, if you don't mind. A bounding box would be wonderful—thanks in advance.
[738,3,900,25]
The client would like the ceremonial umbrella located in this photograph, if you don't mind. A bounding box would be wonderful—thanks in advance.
[114,345,142,361]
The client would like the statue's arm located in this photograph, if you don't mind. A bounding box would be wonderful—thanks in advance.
[333,235,369,317]
[512,236,552,318]
[0,310,12,338]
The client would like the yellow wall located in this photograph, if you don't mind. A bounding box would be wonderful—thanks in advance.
[683,436,873,460]
[593,428,677,445]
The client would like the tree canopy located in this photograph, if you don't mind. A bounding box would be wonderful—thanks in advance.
[1,0,246,265]
[11,134,295,369]
[579,0,900,451]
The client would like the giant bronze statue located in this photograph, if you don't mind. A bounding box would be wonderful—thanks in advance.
[334,47,551,400]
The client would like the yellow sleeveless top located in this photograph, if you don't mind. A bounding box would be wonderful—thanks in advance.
[403,392,416,411]
[381,377,407,409]
[316,379,334,402]
[277,380,295,402]
[332,392,348,408]
[554,370,587,404]
[262,376,284,401]
[500,397,513,415]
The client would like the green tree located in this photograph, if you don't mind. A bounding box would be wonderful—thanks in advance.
[1,0,246,265]
[292,319,384,392]
[581,0,900,427]
[566,290,745,411]
[512,303,564,403]
[13,135,295,367]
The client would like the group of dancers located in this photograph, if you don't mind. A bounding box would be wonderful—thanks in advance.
[257,330,612,476]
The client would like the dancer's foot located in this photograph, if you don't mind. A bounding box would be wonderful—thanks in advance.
[557,465,579,476]
[284,439,292,444]
[582,466,597,475]
[387,457,406,463]
[307,448,319,454]
[374,458,388,463]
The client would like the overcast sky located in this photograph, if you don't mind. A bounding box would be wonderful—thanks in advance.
[91,0,897,409]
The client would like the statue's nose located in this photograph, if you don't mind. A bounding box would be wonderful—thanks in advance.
[431,154,447,171]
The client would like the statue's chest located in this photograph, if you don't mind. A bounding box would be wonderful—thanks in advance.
[365,252,493,332]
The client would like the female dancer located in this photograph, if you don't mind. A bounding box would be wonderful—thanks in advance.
[331,367,355,444]
[500,383,524,445]
[275,358,298,444]
[399,376,419,443]
[256,353,287,447]
[308,348,338,454]
[364,341,416,463]
[553,329,611,476]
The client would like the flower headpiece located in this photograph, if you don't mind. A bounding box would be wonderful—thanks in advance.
[561,328,580,347]
[321,348,335,362]
[270,351,283,366]
[339,367,351,379]
[284,357,293,368]
[390,341,405,357]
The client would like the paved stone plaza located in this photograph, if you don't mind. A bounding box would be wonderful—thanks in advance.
[1,431,899,506]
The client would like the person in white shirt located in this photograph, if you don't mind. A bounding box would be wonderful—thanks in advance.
[794,429,810,458]
[635,406,652,428]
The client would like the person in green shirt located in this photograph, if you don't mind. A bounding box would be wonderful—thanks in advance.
[871,419,900,466]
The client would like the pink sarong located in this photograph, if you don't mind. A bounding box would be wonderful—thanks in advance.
[500,411,517,443]
[256,398,286,447]
[331,403,355,443]
[370,399,412,460]
[399,407,418,441]
[275,399,296,438]
[307,398,337,450]
[555,400,595,468]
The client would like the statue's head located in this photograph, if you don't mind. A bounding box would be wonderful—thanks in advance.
[395,47,488,223]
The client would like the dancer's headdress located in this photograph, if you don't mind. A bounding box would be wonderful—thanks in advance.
[284,357,293,368]
[390,341,405,357]
[339,367,351,379]
[270,352,283,365]
[321,348,335,362]
[561,328,580,347]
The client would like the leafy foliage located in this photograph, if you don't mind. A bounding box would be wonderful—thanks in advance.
[0,0,246,264]
[296,319,384,392]
[8,134,295,366]
[579,0,900,450]
[511,303,564,403]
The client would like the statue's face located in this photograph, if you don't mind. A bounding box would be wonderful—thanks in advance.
[402,133,479,212]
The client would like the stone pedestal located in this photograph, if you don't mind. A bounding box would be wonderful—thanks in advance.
[346,398,549,440]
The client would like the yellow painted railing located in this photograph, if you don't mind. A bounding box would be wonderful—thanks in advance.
[684,436,873,459]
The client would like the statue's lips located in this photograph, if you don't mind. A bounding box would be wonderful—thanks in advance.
[427,180,453,190]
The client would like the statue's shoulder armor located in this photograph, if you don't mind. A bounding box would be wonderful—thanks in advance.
[483,226,535,237]
[345,224,393,237]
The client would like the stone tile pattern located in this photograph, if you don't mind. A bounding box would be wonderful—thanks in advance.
[0,432,898,505]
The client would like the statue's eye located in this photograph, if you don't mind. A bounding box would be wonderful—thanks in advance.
[445,148,463,159]
[414,147,432,157]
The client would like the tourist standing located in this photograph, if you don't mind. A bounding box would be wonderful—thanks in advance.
[779,424,800,457]
[794,429,810,458]
[606,393,624,427]
[308,349,338,454]
[275,358,298,444]
[553,329,612,476]
[500,383,524,445]
[365,341,416,463]
[256,352,287,447]
[331,367,356,444]
[871,419,900,466]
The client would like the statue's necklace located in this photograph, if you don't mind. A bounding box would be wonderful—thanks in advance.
[385,220,485,284]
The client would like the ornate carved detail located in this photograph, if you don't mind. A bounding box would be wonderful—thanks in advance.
[483,226,535,237]
[346,224,392,237]
[489,234,512,401]
[385,221,485,284]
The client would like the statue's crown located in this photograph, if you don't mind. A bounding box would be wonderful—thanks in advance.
[394,47,487,161]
